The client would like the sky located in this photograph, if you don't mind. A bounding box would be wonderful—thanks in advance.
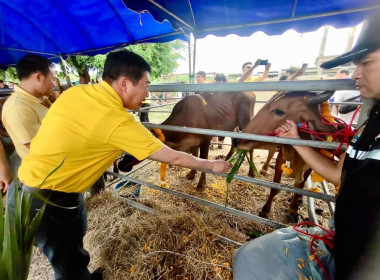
[174,24,362,75]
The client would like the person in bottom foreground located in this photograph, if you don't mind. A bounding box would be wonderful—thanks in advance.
[276,8,380,280]
[10,50,231,280]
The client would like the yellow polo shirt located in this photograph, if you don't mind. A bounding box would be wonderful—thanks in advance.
[19,81,163,193]
[2,86,49,158]
[235,76,260,82]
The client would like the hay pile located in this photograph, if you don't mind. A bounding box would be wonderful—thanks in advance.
[28,147,335,279]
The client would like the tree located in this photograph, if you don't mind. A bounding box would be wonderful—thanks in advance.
[0,68,18,83]
[56,40,186,84]
[57,55,106,85]
[127,40,185,79]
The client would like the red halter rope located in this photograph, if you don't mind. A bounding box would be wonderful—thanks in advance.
[293,221,335,280]
[269,106,361,156]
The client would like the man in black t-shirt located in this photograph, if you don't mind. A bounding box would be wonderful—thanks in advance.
[276,9,380,280]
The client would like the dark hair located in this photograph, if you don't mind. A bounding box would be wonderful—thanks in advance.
[242,62,252,70]
[214,73,227,83]
[196,71,206,78]
[339,68,350,76]
[16,54,53,80]
[286,67,298,75]
[0,80,3,84]
[102,50,151,85]
[279,74,289,81]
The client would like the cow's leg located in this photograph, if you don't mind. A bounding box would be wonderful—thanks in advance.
[260,147,276,176]
[196,140,211,191]
[259,149,285,218]
[225,139,235,160]
[287,168,312,222]
[186,146,198,180]
[247,149,255,177]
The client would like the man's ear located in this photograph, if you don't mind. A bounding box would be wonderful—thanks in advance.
[34,72,42,82]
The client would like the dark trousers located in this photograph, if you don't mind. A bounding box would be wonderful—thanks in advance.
[8,183,91,280]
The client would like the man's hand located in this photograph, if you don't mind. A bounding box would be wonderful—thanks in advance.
[253,59,261,68]
[210,160,232,173]
[275,120,300,138]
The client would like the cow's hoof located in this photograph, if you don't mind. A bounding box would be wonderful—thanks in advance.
[259,210,269,218]
[259,169,268,176]
[287,212,302,223]
[248,169,256,178]
[196,184,206,192]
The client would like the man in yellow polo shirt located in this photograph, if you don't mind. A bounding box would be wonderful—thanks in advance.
[2,54,55,159]
[12,50,231,280]
[236,59,272,82]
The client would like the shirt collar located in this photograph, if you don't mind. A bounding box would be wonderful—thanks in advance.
[99,81,123,107]
[13,85,44,104]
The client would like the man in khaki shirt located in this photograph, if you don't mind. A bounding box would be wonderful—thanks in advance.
[2,54,55,159]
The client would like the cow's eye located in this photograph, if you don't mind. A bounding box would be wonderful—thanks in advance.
[272,109,285,116]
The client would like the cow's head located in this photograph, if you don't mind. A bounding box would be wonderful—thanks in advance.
[237,91,337,151]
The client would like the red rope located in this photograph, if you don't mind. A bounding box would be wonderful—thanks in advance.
[293,221,335,280]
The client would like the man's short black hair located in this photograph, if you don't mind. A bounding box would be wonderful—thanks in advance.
[214,73,227,83]
[102,50,151,85]
[242,62,252,70]
[0,80,3,84]
[196,71,206,78]
[16,54,53,80]
[339,68,350,76]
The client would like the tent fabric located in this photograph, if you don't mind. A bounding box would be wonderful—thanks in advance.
[0,0,379,68]
[0,0,186,68]
[123,0,380,38]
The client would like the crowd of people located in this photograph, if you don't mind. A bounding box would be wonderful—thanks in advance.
[0,7,379,280]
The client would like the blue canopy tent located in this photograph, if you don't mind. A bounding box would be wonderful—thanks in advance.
[0,0,379,69]
[0,0,186,68]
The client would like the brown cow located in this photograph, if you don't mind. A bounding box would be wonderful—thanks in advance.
[161,91,256,190]
[237,90,339,220]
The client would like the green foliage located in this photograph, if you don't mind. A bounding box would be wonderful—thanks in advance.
[56,55,106,83]
[0,159,66,280]
[127,40,185,79]
[56,40,185,84]
[0,68,18,83]
[0,183,45,280]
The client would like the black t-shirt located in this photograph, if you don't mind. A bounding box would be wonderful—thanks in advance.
[334,102,380,280]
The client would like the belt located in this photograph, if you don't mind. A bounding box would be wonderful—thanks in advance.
[22,185,82,200]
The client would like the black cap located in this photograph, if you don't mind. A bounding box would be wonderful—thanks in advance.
[320,8,380,69]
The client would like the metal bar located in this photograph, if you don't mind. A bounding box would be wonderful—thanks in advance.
[129,102,177,112]
[306,176,319,224]
[148,111,172,113]
[122,197,158,214]
[145,98,362,106]
[149,79,356,92]
[321,181,335,216]
[146,0,194,30]
[220,172,336,202]
[142,123,345,150]
[147,97,183,100]
[107,172,286,229]
[214,234,242,248]
[105,178,121,188]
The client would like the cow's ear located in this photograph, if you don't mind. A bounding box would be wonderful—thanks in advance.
[307,91,335,105]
